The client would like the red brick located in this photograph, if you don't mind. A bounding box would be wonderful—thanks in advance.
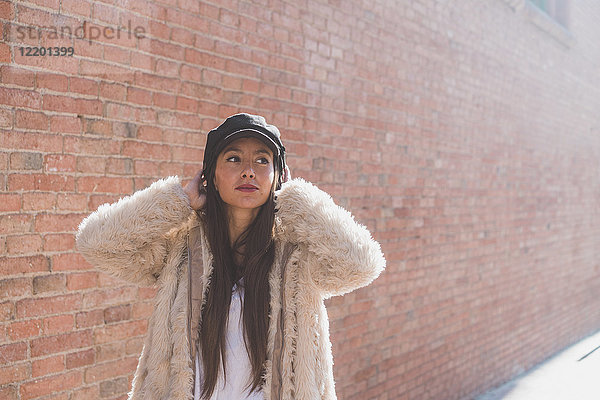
[61,0,91,17]
[170,26,194,44]
[32,354,65,377]
[175,91,200,111]
[96,341,125,363]
[137,286,158,300]
[0,108,12,128]
[34,213,83,233]
[69,77,99,96]
[0,301,14,322]
[36,72,69,92]
[131,52,153,71]
[0,342,28,365]
[83,357,138,383]
[103,305,131,324]
[1,326,9,344]
[94,320,147,344]
[70,386,100,400]
[126,87,153,106]
[0,42,10,63]
[75,309,104,329]
[88,194,121,212]
[27,0,59,10]
[51,252,90,271]
[79,60,135,82]
[30,330,93,358]
[99,81,127,101]
[122,140,171,160]
[158,162,184,177]
[0,386,18,400]
[32,274,67,294]
[82,287,137,309]
[125,336,144,356]
[132,301,153,319]
[6,234,43,254]
[43,314,74,335]
[0,193,21,212]
[0,362,30,386]
[9,151,43,170]
[112,121,138,138]
[66,348,95,369]
[36,391,70,400]
[99,376,129,398]
[106,157,134,175]
[0,66,35,87]
[76,156,106,174]
[57,193,88,211]
[0,277,32,298]
[20,370,82,399]
[15,110,48,130]
[7,174,34,191]
[49,115,83,133]
[0,1,14,19]
[71,38,101,59]
[67,272,98,290]
[77,176,133,194]
[104,45,131,65]
[138,38,184,62]
[0,254,48,276]
[84,118,112,136]
[45,154,77,173]
[133,160,160,176]
[31,174,75,192]
[16,293,81,318]
[1,131,63,152]
[42,94,102,116]
[134,71,178,92]
[43,234,76,252]
[97,273,123,288]
[22,192,56,211]
[152,91,176,109]
[135,125,161,142]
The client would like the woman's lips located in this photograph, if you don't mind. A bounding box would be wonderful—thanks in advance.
[236,184,258,192]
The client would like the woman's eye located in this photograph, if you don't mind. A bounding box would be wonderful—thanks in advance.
[257,157,270,164]
[226,156,240,162]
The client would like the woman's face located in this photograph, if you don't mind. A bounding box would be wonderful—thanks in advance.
[213,136,275,214]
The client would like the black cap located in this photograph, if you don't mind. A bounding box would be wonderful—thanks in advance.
[201,113,286,187]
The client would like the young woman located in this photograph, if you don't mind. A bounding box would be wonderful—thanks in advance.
[76,113,386,400]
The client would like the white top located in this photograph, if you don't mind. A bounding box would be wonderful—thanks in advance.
[194,284,263,400]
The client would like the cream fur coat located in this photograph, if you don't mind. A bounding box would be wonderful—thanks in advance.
[76,176,385,400]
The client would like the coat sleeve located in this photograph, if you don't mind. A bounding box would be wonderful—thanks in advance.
[75,176,193,286]
[274,178,386,297]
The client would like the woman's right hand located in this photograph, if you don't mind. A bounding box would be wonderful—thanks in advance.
[183,170,207,210]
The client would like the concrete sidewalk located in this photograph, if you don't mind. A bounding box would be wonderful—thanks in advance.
[476,330,600,400]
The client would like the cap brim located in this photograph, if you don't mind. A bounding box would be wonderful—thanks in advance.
[219,129,280,156]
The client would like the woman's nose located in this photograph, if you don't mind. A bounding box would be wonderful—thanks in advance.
[241,164,255,179]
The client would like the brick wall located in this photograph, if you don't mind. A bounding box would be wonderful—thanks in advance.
[2,0,600,399]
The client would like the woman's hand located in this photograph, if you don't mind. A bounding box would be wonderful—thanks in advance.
[183,170,206,210]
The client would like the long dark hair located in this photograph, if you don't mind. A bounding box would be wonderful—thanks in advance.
[197,157,280,399]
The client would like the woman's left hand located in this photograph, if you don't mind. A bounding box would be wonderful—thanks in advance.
[183,169,207,210]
